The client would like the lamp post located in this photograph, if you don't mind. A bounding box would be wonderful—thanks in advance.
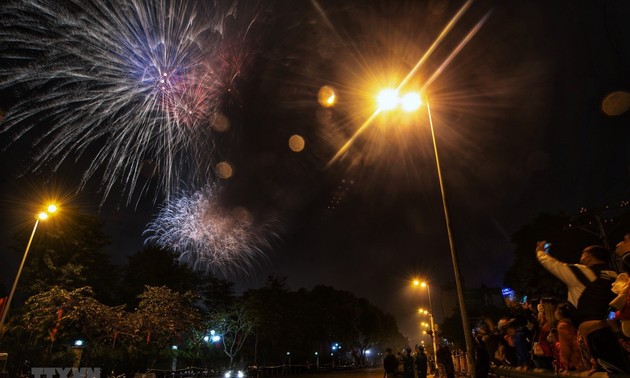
[424,100,475,374]
[0,204,58,335]
[417,281,438,363]
[379,92,475,376]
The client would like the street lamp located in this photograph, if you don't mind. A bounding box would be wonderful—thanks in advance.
[379,92,475,373]
[414,280,438,362]
[418,308,437,362]
[0,204,58,335]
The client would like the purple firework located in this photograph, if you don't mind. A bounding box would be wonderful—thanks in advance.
[144,185,280,274]
[0,0,261,205]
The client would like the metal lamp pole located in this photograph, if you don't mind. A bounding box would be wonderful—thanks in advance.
[0,216,42,334]
[423,283,438,364]
[0,205,57,336]
[425,101,475,376]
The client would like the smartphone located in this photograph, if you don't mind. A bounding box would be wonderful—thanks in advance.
[609,311,617,320]
[544,243,551,253]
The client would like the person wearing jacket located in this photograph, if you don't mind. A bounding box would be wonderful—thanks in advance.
[536,241,630,374]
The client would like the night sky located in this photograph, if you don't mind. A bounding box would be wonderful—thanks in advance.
[1,0,630,348]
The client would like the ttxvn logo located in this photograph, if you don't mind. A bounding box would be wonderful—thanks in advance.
[31,367,101,378]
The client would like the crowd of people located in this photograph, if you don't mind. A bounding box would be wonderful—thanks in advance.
[474,237,630,376]
[383,344,455,378]
[383,235,630,377]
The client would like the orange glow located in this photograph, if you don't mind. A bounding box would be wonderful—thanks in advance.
[318,86,336,108]
[602,91,630,116]
[288,135,305,152]
[216,162,233,179]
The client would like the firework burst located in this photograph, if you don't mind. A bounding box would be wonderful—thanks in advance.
[0,0,259,205]
[144,185,280,275]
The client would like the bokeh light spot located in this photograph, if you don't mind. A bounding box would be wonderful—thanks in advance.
[212,113,230,132]
[289,135,305,152]
[216,161,233,179]
[602,91,630,116]
[318,85,336,108]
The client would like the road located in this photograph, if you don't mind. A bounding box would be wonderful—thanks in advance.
[264,370,443,378]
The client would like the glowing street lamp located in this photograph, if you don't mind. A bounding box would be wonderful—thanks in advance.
[0,203,58,334]
[377,90,475,369]
[414,280,439,360]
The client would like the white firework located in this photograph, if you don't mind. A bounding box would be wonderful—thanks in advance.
[0,0,258,205]
[144,185,279,274]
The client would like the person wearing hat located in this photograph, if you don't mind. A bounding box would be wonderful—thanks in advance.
[414,345,428,378]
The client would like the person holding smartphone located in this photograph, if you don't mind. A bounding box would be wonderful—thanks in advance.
[535,241,630,374]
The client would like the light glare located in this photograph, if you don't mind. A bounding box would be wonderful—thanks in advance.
[377,89,399,110]
[401,92,422,112]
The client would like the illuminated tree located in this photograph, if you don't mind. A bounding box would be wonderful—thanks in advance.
[211,301,254,368]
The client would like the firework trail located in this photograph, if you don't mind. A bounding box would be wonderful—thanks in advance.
[144,185,279,274]
[0,0,258,205]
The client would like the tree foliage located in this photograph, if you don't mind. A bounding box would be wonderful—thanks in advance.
[14,213,116,303]
[119,247,201,308]
[7,285,202,373]
[242,277,406,365]
[211,301,254,367]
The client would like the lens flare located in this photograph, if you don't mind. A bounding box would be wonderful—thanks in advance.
[215,162,234,179]
[144,185,280,275]
[376,89,399,111]
[288,135,305,152]
[318,85,336,108]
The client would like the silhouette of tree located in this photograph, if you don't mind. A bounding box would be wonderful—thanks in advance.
[119,246,201,308]
[13,213,117,304]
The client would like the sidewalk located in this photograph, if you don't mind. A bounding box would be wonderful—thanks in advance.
[490,366,617,378]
